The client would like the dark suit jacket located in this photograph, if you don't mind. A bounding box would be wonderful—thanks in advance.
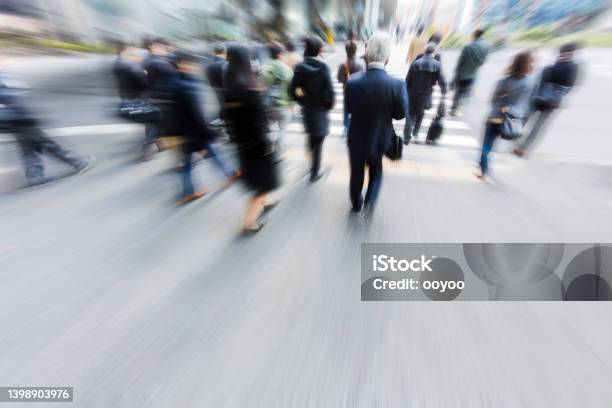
[206,57,226,89]
[144,54,178,102]
[172,73,215,152]
[113,58,147,100]
[406,54,447,115]
[345,67,408,158]
[289,57,335,139]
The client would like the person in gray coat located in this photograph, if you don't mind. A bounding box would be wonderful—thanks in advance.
[477,50,535,180]
[450,29,490,116]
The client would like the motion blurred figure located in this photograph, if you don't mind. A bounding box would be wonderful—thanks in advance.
[262,42,293,156]
[206,44,227,111]
[223,45,279,234]
[514,43,579,157]
[172,51,236,204]
[477,51,535,180]
[406,25,427,64]
[405,43,447,143]
[172,51,212,204]
[414,32,444,62]
[290,36,335,182]
[0,76,93,186]
[345,32,408,215]
[337,40,364,137]
[282,40,301,69]
[450,29,490,117]
[142,37,179,158]
[114,42,147,100]
[113,41,159,156]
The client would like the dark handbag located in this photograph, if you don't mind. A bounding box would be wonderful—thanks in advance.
[384,130,403,161]
[499,112,523,140]
[533,82,569,109]
[118,99,160,124]
[426,116,444,142]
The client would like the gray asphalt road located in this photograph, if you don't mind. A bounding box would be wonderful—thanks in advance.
[1,44,612,407]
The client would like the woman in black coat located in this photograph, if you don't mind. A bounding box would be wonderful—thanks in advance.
[289,36,335,182]
[223,45,280,234]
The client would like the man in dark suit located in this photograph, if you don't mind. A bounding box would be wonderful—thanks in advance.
[345,32,408,215]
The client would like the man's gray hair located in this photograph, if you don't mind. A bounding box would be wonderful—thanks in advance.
[365,32,391,63]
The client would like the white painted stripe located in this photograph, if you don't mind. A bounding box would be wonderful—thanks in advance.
[393,119,470,130]
[287,123,344,135]
[335,93,449,101]
[415,133,478,148]
[0,166,18,175]
[0,123,142,143]
[282,130,477,148]
[325,112,469,130]
[47,123,141,137]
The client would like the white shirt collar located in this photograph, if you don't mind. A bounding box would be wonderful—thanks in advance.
[368,62,386,70]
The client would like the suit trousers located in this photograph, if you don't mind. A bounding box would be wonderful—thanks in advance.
[349,152,383,210]
[308,134,324,180]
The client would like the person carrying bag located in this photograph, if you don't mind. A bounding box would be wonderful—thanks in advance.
[476,50,535,180]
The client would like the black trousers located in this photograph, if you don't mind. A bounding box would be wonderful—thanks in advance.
[411,111,425,137]
[451,79,474,113]
[308,135,324,179]
[349,152,383,210]
[13,126,82,183]
[519,107,554,151]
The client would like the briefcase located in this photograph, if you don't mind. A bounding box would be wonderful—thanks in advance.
[384,131,403,161]
[426,116,443,143]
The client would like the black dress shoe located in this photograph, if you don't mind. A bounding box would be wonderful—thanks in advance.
[310,173,323,183]
[351,197,363,213]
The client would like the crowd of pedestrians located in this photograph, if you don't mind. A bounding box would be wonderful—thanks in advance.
[0,26,580,232]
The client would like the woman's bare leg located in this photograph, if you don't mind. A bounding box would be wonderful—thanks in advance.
[244,193,268,229]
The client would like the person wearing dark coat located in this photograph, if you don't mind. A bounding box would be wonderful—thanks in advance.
[345,32,408,215]
[113,41,158,157]
[113,44,147,100]
[222,45,279,234]
[514,43,579,157]
[289,36,335,182]
[206,44,227,108]
[404,42,447,142]
[142,37,179,155]
[171,52,218,204]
